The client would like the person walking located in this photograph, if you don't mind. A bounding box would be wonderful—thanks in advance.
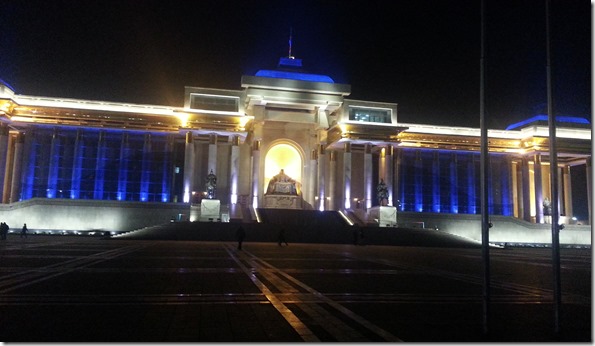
[20,223,28,239]
[0,222,7,240]
[236,225,246,250]
[277,227,288,246]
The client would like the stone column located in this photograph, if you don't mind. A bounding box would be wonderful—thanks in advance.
[251,140,260,207]
[116,133,129,201]
[9,132,24,203]
[70,130,83,199]
[343,142,352,209]
[93,131,106,200]
[533,154,543,223]
[587,157,592,225]
[432,151,440,212]
[317,144,326,211]
[449,153,458,213]
[182,132,195,203]
[230,135,240,204]
[328,151,337,210]
[307,149,317,209]
[521,157,532,222]
[364,143,373,209]
[0,124,9,201]
[208,133,218,175]
[140,133,152,202]
[562,165,572,218]
[46,128,60,198]
[385,145,394,206]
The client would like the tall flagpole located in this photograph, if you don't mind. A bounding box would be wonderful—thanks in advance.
[480,0,491,336]
[545,0,562,334]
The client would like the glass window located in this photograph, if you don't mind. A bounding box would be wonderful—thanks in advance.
[190,94,239,112]
[349,107,391,124]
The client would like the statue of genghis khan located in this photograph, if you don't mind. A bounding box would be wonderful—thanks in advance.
[205,169,217,199]
[266,169,298,195]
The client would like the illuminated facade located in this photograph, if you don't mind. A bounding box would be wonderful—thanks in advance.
[0,56,591,225]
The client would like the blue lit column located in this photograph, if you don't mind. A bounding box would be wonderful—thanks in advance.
[9,132,24,203]
[47,129,60,198]
[414,150,423,212]
[251,140,260,207]
[0,124,9,201]
[328,151,336,210]
[467,154,476,214]
[183,132,195,203]
[70,130,83,199]
[364,143,372,209]
[449,153,458,213]
[432,151,440,212]
[500,157,512,216]
[317,144,326,211]
[139,133,151,202]
[343,142,352,209]
[161,135,173,203]
[117,133,129,201]
[93,131,106,200]
[230,135,240,204]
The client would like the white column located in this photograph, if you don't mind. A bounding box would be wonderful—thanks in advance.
[534,154,543,223]
[317,144,326,211]
[307,149,317,209]
[0,124,9,201]
[208,133,218,175]
[562,165,572,217]
[385,145,394,206]
[328,151,336,210]
[364,144,373,209]
[251,140,260,207]
[182,132,195,203]
[9,132,24,203]
[343,143,352,209]
[230,135,240,204]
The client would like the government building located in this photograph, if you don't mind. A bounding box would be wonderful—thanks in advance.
[0,55,591,243]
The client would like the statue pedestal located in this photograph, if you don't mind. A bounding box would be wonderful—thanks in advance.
[200,199,221,221]
[264,195,302,209]
[368,206,397,227]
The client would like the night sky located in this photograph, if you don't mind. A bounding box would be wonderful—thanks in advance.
[0,0,591,129]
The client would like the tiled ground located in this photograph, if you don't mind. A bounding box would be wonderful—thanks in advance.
[0,235,591,342]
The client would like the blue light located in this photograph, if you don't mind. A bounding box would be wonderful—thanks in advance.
[505,115,590,130]
[255,70,335,83]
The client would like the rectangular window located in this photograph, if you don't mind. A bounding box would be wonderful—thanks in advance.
[190,94,239,112]
[349,107,391,124]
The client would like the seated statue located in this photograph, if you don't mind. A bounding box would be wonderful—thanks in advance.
[266,169,299,195]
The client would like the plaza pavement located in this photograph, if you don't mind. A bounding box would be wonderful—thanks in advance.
[0,226,591,342]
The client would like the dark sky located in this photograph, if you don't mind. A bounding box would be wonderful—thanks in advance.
[0,0,590,129]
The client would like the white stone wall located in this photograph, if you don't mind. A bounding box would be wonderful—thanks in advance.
[0,198,190,233]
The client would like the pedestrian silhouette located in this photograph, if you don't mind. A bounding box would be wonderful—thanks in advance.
[278,227,288,246]
[236,225,246,250]
[20,223,28,239]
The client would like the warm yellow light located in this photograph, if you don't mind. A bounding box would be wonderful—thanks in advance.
[176,113,189,127]
[264,144,302,191]
[239,115,253,129]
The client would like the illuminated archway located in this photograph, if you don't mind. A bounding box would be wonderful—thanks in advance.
[264,143,303,194]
